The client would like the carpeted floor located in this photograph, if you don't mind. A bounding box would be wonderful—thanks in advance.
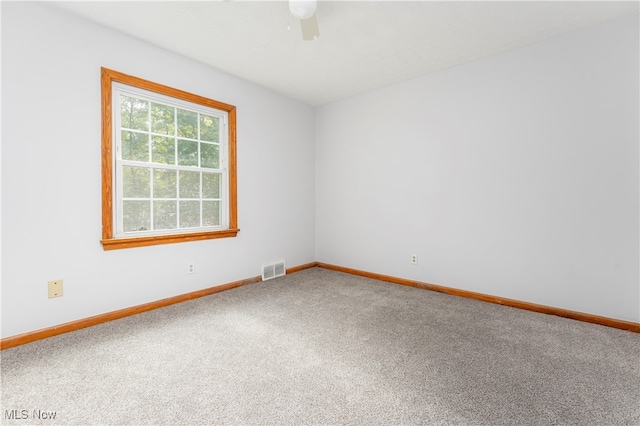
[1,267,639,425]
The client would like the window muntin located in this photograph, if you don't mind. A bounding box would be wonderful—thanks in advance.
[114,85,227,236]
[101,68,238,250]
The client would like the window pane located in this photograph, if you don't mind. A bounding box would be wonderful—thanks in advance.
[120,95,148,131]
[203,201,220,227]
[152,135,175,165]
[122,166,150,198]
[200,114,219,142]
[178,139,198,166]
[121,131,148,162]
[154,200,177,230]
[179,171,200,199]
[202,173,220,199]
[123,200,150,232]
[153,169,176,199]
[179,201,200,228]
[177,109,197,139]
[200,143,219,169]
[151,103,175,135]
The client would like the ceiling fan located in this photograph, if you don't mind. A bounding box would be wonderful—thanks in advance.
[289,0,320,40]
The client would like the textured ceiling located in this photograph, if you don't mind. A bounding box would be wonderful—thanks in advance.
[53,1,639,106]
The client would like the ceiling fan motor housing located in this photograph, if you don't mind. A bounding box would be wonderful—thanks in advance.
[289,0,317,20]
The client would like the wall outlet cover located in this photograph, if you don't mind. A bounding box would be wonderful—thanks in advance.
[48,279,63,298]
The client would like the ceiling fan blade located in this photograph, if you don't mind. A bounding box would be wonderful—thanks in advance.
[300,13,319,40]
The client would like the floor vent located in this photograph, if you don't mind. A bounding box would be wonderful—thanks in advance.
[262,261,286,281]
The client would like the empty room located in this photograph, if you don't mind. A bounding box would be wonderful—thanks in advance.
[1,1,639,424]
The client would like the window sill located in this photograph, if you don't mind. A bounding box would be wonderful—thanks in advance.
[101,229,240,250]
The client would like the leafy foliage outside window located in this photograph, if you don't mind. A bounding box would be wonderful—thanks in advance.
[119,94,222,233]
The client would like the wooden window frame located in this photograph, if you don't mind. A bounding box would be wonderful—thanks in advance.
[101,67,238,250]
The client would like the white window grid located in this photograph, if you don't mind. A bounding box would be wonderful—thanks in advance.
[112,83,229,237]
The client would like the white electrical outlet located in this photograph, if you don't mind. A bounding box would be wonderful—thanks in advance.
[187,263,195,274]
[411,254,418,265]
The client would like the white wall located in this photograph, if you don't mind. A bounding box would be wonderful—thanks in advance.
[316,15,640,322]
[2,5,638,340]
[1,2,316,338]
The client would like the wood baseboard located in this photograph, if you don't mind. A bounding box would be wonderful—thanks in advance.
[316,262,640,333]
[3,260,637,350]
[1,275,266,350]
[286,262,318,274]
[1,261,321,350]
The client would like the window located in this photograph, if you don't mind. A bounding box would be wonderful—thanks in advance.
[101,68,238,250]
